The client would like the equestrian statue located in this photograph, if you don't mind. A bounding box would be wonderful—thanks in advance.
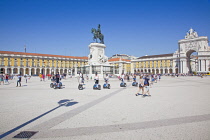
[91,24,104,44]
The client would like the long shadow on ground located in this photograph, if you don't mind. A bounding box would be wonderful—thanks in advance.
[0,99,78,139]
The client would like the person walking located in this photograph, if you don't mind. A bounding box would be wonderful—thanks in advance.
[24,75,28,83]
[127,74,130,82]
[5,74,10,84]
[39,73,42,81]
[42,74,45,81]
[135,76,144,96]
[0,74,4,85]
[16,75,22,87]
[86,75,89,82]
[143,75,151,96]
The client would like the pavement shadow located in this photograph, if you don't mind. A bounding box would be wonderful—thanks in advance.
[0,99,78,139]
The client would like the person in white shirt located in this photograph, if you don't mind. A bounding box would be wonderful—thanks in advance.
[121,73,125,83]
[104,74,109,86]
[136,76,144,96]
[94,72,99,88]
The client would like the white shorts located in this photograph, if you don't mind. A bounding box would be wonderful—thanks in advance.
[145,86,150,91]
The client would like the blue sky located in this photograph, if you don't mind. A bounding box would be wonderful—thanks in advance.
[0,0,210,57]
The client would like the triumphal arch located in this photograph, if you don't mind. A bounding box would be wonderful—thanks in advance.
[176,28,210,73]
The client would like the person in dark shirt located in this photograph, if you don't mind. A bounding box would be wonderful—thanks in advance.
[143,75,151,96]
[55,72,60,84]
[16,75,22,87]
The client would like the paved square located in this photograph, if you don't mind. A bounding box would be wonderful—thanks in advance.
[0,76,210,140]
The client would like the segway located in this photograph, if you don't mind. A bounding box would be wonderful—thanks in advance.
[103,78,110,89]
[93,84,101,90]
[103,83,110,89]
[132,81,138,86]
[50,79,56,88]
[120,82,127,87]
[120,78,126,87]
[54,82,62,89]
[50,82,56,88]
[78,84,84,90]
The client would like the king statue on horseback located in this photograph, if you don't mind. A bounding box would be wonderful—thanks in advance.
[91,24,104,44]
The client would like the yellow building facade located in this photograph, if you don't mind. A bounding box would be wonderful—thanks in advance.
[131,53,175,74]
[0,51,88,75]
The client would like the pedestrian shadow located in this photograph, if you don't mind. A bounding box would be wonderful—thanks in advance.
[0,99,78,139]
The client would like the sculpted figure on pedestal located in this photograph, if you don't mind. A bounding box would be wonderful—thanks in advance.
[91,24,104,44]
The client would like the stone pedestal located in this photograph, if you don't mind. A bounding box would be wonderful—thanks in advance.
[87,43,113,79]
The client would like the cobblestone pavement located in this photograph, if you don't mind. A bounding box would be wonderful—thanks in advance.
[0,76,210,140]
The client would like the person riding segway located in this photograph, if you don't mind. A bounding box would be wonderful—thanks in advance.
[132,74,138,86]
[54,72,62,89]
[103,74,110,89]
[93,72,101,90]
[120,73,126,87]
[78,72,85,90]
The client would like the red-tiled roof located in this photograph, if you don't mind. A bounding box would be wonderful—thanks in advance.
[108,58,130,62]
[0,51,88,60]
[138,53,173,59]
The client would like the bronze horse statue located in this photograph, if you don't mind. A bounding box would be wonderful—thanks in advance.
[91,24,104,44]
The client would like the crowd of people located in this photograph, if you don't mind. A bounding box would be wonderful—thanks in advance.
[0,72,208,93]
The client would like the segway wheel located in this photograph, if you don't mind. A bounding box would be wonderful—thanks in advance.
[124,83,127,87]
[50,83,53,88]
[108,84,110,89]
[78,85,83,90]
[98,85,101,90]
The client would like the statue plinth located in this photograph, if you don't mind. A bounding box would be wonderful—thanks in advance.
[88,43,108,65]
[85,43,112,79]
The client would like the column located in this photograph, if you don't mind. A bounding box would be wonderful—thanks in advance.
[18,68,20,75]
[100,65,103,76]
[113,65,115,75]
[119,63,123,75]
[58,68,61,74]
[182,60,187,73]
[201,59,206,72]
[44,68,47,75]
[29,68,31,75]
[34,68,37,75]
[23,68,26,75]
[5,67,8,74]
[74,66,77,76]
[89,65,92,75]
[131,63,134,74]
[11,68,14,75]
[67,69,69,75]
[198,60,200,72]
